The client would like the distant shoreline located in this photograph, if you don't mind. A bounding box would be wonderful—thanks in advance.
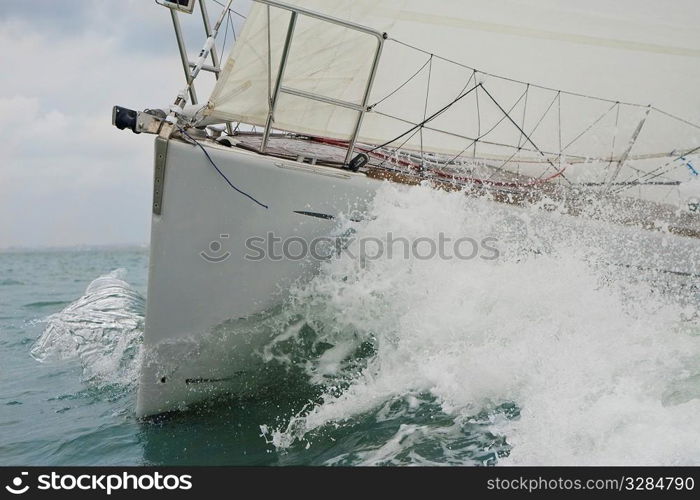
[0,244,149,253]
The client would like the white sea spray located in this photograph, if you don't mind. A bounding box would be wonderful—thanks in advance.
[264,182,700,465]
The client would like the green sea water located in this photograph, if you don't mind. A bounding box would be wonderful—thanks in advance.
[0,248,508,465]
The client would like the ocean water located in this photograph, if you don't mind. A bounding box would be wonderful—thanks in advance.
[2,184,700,466]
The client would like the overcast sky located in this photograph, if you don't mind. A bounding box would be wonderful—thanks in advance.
[0,0,249,248]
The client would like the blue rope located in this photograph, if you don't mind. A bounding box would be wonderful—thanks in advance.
[681,156,698,176]
[179,127,269,209]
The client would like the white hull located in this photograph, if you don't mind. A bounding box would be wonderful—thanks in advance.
[136,138,379,417]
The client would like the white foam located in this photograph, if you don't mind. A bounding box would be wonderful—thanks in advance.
[270,183,700,465]
[31,269,145,388]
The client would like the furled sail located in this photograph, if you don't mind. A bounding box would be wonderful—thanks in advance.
[202,0,700,206]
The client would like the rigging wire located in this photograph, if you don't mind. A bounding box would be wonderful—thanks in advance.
[614,145,700,194]
[420,55,434,169]
[368,39,699,190]
[370,55,433,109]
[479,85,571,184]
[178,127,269,209]
[388,37,651,108]
[209,0,247,19]
[364,84,481,154]
[445,86,529,166]
[219,8,231,56]
[195,3,700,197]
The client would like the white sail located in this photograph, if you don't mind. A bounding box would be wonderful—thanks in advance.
[203,0,700,203]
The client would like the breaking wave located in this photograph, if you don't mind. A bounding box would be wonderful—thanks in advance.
[262,183,700,465]
[25,186,700,466]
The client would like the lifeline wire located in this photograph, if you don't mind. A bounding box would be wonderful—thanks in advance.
[179,127,269,209]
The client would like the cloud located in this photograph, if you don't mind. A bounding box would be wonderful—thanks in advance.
[0,2,247,248]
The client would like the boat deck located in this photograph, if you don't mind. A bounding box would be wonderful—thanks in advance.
[200,132,700,240]
[231,133,538,191]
